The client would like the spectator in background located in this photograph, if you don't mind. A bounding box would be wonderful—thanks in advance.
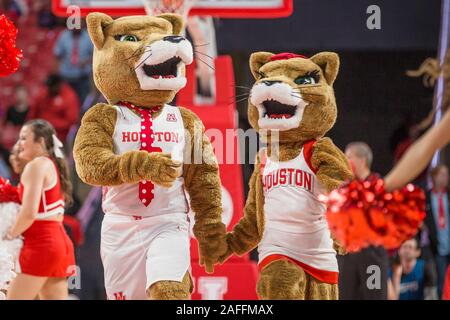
[27,74,80,142]
[390,113,432,190]
[389,113,413,155]
[425,164,450,298]
[0,154,11,181]
[54,21,93,104]
[5,86,30,126]
[0,100,7,171]
[0,85,30,151]
[8,142,26,184]
[388,237,436,300]
[0,0,28,21]
[34,0,58,29]
[338,142,389,300]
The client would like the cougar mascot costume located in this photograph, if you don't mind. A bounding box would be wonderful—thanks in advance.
[73,13,227,300]
[220,52,353,300]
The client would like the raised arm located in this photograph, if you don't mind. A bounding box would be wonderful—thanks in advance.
[384,109,450,192]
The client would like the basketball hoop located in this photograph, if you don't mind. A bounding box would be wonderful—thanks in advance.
[52,0,294,18]
[142,0,197,21]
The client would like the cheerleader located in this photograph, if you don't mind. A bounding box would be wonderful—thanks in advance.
[5,120,75,300]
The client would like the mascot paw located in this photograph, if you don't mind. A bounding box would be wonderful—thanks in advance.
[144,153,182,188]
[197,223,228,273]
[217,247,233,265]
[217,233,235,264]
[332,238,347,255]
[199,256,215,274]
[312,138,353,192]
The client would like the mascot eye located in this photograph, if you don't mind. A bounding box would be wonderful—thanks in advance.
[294,71,320,85]
[118,35,139,42]
[294,76,316,85]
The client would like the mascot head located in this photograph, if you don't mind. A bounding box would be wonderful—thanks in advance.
[248,51,340,143]
[86,13,193,107]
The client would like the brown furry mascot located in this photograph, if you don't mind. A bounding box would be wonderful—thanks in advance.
[73,13,227,300]
[219,52,353,300]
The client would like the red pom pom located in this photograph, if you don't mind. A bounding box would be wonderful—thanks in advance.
[0,177,20,204]
[326,178,425,253]
[0,14,23,77]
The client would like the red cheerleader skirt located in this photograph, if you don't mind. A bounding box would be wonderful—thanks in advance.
[19,220,76,277]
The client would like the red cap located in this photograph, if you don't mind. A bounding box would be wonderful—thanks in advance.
[269,52,308,61]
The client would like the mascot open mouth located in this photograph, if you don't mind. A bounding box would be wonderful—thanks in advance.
[262,100,297,119]
[250,82,308,131]
[135,37,193,91]
[143,56,182,79]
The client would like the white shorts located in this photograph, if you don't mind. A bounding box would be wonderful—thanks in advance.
[100,212,191,300]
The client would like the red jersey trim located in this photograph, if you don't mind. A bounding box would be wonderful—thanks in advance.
[19,157,65,218]
[258,254,338,284]
[259,142,317,175]
[303,140,317,174]
[259,148,267,175]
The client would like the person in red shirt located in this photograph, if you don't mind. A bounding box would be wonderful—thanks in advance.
[27,74,80,142]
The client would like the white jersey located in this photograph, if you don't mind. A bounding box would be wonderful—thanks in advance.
[258,144,338,274]
[102,104,189,217]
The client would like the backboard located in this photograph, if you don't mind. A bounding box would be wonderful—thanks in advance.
[52,0,293,18]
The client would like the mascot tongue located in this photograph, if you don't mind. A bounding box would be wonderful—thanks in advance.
[151,75,175,79]
[269,114,293,119]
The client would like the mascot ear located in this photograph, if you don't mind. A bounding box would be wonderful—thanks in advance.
[310,52,340,85]
[157,13,184,35]
[87,12,114,50]
[249,52,274,79]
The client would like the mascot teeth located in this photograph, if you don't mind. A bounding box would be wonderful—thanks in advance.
[135,37,193,91]
[250,82,308,131]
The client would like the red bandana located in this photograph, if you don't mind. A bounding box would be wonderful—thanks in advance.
[270,52,308,61]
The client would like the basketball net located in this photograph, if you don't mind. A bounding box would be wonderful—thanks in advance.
[142,0,197,21]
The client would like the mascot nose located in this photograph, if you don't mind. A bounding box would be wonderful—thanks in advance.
[261,80,281,86]
[163,36,185,43]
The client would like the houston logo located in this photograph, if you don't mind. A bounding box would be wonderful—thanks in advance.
[122,131,180,143]
[263,168,314,193]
